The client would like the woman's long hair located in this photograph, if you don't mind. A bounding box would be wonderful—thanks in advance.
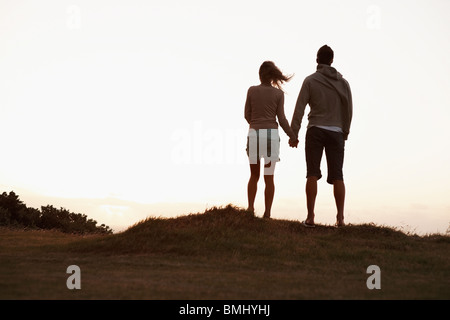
[259,61,293,90]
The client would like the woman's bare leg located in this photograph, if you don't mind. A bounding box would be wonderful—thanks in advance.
[263,162,275,218]
[247,163,260,213]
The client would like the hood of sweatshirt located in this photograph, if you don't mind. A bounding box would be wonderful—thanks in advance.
[316,64,343,80]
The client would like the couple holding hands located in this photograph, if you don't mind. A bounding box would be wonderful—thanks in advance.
[245,45,353,228]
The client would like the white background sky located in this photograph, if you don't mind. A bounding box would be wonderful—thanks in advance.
[1,0,449,234]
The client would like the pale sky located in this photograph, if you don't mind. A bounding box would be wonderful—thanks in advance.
[1,0,449,234]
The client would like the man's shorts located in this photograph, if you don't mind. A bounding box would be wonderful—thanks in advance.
[305,126,345,184]
[246,129,280,174]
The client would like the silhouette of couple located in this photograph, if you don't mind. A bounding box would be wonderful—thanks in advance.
[245,45,353,227]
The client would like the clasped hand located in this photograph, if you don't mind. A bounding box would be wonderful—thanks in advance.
[289,138,299,148]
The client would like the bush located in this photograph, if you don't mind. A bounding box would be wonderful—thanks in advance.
[0,191,112,234]
[0,207,11,226]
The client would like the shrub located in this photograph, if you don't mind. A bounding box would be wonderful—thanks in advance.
[0,191,112,234]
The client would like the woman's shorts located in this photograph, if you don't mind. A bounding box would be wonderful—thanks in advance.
[246,128,280,165]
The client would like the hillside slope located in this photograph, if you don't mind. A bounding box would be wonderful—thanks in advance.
[2,204,449,299]
[68,204,448,257]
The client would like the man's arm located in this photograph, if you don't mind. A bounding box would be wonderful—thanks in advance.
[342,80,353,140]
[291,79,310,139]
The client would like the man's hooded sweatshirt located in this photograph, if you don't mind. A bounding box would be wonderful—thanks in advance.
[291,64,353,140]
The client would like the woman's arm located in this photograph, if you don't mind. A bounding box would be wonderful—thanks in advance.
[244,88,252,124]
[276,93,296,140]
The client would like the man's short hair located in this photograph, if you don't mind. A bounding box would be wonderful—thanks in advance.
[317,45,334,65]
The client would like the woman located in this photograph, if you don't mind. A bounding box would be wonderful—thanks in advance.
[244,61,297,218]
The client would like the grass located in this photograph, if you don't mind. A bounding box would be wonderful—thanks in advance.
[1,204,449,299]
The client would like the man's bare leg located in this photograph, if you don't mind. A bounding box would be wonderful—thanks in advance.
[333,180,345,226]
[305,176,318,225]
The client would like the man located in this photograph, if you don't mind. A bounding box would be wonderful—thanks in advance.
[289,45,353,227]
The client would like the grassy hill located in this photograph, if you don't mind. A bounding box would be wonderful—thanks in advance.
[1,204,449,299]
